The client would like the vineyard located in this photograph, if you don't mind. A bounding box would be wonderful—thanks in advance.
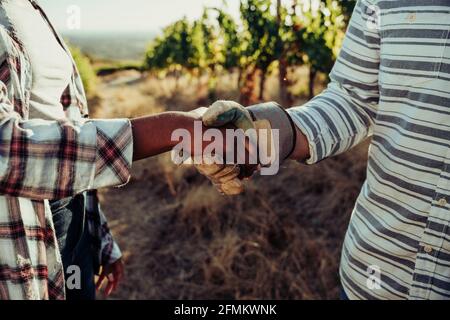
[143,0,356,105]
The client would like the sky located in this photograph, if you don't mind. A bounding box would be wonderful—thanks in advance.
[39,0,242,33]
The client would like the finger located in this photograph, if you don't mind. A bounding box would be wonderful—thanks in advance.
[203,101,240,127]
[211,165,240,181]
[195,163,224,176]
[105,281,115,297]
[204,101,254,130]
[103,273,115,296]
[116,264,124,283]
[113,274,123,292]
[213,183,226,195]
[112,280,119,294]
[107,273,115,283]
[96,274,106,291]
[220,179,244,196]
[110,274,119,293]
[113,268,123,292]
[215,171,241,184]
[211,109,254,132]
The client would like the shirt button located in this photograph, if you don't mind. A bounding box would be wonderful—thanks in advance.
[406,13,416,22]
[438,198,447,206]
[424,246,433,254]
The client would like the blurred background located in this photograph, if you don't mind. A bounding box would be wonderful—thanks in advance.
[40,0,369,300]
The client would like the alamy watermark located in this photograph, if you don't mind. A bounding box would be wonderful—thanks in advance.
[171,121,281,176]
[66,5,81,30]
[66,265,81,290]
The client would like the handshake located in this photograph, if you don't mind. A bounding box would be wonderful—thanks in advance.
[175,100,298,196]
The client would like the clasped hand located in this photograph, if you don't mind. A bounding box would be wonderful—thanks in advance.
[192,101,274,196]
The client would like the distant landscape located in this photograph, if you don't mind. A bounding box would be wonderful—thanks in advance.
[63,30,157,61]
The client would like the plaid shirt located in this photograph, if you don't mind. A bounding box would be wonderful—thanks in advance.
[0,3,133,299]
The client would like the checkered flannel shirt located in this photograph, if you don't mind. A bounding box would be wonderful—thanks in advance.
[0,5,133,299]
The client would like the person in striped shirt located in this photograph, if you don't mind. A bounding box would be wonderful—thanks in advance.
[199,0,450,300]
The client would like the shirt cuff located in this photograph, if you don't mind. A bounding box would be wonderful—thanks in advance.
[247,102,296,161]
[105,240,123,265]
[287,106,335,165]
[90,119,133,189]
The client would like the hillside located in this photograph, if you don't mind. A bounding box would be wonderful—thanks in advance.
[63,31,156,61]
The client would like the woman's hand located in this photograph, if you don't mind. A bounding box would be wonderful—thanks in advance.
[96,258,125,297]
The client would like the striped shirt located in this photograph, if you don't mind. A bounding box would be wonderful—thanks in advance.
[0,2,133,299]
[287,0,450,300]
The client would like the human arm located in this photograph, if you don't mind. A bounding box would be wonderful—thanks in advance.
[0,104,213,200]
[0,48,212,201]
[201,0,380,170]
[131,109,205,162]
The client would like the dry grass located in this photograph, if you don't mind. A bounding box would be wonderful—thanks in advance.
[91,71,369,300]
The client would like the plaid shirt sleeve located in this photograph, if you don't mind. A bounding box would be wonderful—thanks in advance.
[0,74,134,200]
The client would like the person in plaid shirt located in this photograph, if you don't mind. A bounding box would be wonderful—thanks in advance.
[0,0,221,300]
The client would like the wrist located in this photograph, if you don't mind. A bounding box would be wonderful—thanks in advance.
[290,127,311,162]
[131,112,202,161]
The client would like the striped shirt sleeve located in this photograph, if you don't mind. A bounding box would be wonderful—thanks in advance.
[0,80,133,200]
[287,0,380,164]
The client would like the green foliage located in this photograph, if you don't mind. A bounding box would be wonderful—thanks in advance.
[145,18,199,72]
[195,11,220,70]
[95,61,143,76]
[145,12,221,75]
[240,0,283,72]
[70,46,98,96]
[341,0,357,23]
[143,0,356,100]
[287,0,347,75]
[215,8,243,71]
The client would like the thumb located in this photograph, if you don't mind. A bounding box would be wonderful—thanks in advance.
[203,101,254,131]
[96,273,106,291]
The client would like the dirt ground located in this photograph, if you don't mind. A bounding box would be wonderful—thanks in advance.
[91,71,369,300]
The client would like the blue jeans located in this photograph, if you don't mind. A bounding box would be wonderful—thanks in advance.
[50,195,96,300]
[340,288,349,300]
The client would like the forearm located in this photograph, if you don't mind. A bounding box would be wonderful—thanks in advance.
[286,82,377,165]
[131,111,200,162]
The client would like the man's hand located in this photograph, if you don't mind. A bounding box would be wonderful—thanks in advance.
[96,258,124,297]
[197,100,307,194]
[202,101,255,131]
[196,159,244,195]
[196,101,266,195]
[202,101,274,168]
